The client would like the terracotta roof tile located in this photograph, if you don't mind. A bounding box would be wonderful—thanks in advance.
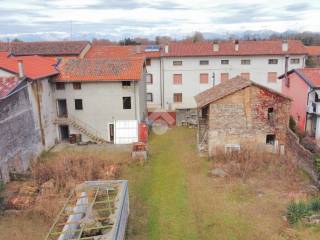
[195,76,290,108]
[0,55,59,80]
[85,44,160,59]
[163,40,307,57]
[56,57,145,82]
[306,46,320,56]
[0,41,90,56]
[0,76,21,98]
[296,68,320,87]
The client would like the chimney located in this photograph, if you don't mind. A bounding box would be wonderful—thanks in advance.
[135,45,141,53]
[164,44,169,54]
[17,60,24,78]
[284,55,290,87]
[213,41,219,52]
[282,39,288,52]
[234,40,239,51]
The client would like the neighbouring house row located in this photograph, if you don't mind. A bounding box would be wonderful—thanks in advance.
[83,40,306,124]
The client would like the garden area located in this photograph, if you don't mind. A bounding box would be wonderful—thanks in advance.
[0,127,320,239]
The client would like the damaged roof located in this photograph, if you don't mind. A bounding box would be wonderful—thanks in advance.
[195,76,291,108]
[0,76,22,99]
[56,57,145,82]
[0,41,90,56]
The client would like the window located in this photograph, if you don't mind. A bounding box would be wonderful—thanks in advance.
[74,99,83,110]
[200,73,209,84]
[146,58,151,66]
[266,134,276,145]
[56,82,65,90]
[147,93,153,102]
[268,107,274,121]
[221,59,229,65]
[173,60,182,66]
[240,72,250,80]
[122,81,131,87]
[122,97,131,109]
[290,58,300,64]
[173,74,182,84]
[268,59,278,64]
[200,60,209,65]
[241,59,251,65]
[221,73,229,82]
[315,93,320,103]
[146,74,153,84]
[268,72,277,83]
[73,82,81,90]
[173,93,182,103]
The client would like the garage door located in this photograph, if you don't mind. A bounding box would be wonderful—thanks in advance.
[114,120,138,144]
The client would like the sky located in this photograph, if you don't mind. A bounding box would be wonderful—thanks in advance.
[0,0,320,41]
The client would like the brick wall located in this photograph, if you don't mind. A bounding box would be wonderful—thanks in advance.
[208,85,290,155]
[0,87,42,182]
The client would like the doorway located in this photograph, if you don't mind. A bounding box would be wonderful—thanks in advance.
[59,125,69,141]
[57,99,68,117]
[109,123,114,143]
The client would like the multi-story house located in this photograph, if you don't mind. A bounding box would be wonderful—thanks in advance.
[279,68,320,139]
[54,57,147,144]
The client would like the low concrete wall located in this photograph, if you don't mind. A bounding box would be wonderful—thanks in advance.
[286,128,320,186]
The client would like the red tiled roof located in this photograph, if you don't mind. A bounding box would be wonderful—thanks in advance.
[0,41,90,56]
[195,76,290,108]
[297,68,320,87]
[0,76,21,98]
[85,44,160,59]
[56,57,145,82]
[0,55,59,80]
[163,40,307,57]
[306,46,320,56]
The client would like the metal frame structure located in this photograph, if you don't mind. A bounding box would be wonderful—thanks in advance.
[45,180,129,240]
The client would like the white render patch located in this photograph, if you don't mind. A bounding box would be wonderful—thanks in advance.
[114,120,138,144]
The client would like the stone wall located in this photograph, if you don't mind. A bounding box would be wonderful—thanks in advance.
[208,85,291,155]
[286,129,320,186]
[0,86,42,182]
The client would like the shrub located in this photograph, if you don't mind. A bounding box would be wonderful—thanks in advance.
[0,180,5,214]
[308,198,320,212]
[314,157,320,174]
[286,201,309,225]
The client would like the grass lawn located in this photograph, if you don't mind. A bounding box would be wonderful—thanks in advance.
[0,127,319,239]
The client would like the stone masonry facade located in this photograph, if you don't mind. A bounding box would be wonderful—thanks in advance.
[207,85,291,155]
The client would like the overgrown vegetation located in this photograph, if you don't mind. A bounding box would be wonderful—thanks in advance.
[286,198,320,225]
[0,180,5,214]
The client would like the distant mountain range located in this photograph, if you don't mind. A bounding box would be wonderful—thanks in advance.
[0,30,319,42]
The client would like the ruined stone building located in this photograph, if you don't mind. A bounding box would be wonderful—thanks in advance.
[195,76,291,156]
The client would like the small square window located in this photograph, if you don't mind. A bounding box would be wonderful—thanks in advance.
[200,60,209,65]
[173,93,182,103]
[56,82,65,90]
[221,59,229,65]
[268,107,274,120]
[146,58,151,66]
[122,81,131,87]
[241,59,251,65]
[73,82,81,90]
[221,73,229,82]
[173,60,183,66]
[266,134,275,145]
[147,93,153,102]
[146,74,153,84]
[240,72,250,80]
[290,58,300,64]
[268,72,277,83]
[268,59,278,64]
[123,97,131,109]
[75,99,83,110]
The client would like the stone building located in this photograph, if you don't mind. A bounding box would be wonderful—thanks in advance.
[195,76,291,156]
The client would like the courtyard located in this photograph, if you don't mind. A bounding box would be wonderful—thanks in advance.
[0,127,319,239]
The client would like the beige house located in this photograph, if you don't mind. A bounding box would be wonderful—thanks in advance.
[195,76,291,156]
